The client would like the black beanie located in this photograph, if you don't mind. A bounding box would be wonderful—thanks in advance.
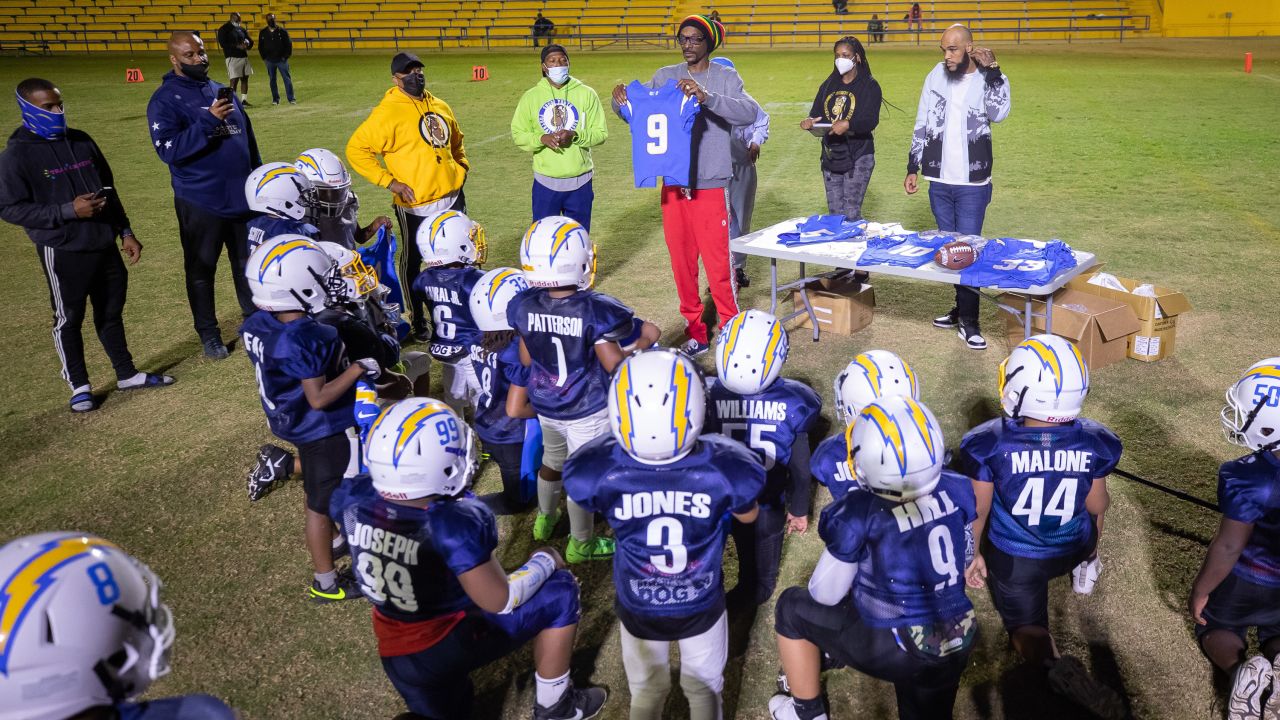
[541,44,568,64]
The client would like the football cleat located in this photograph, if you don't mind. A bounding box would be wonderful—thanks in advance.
[1230,655,1272,720]
[533,511,561,542]
[1071,556,1102,595]
[999,334,1089,422]
[566,536,616,564]
[533,683,608,720]
[308,569,363,605]
[247,444,294,502]
[1048,655,1126,720]
[768,694,828,720]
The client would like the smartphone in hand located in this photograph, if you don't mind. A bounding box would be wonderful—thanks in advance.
[92,186,114,201]
[216,86,233,103]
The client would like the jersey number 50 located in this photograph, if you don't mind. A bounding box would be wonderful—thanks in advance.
[646,114,668,155]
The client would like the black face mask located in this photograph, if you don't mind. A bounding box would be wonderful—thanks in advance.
[267,19,276,27]
[181,62,210,82]
[400,73,425,98]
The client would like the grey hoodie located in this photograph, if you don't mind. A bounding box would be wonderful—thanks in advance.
[613,62,759,189]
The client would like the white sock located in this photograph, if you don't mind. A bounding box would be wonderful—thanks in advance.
[118,372,147,388]
[567,499,594,543]
[537,477,562,517]
[314,570,337,589]
[240,93,248,102]
[332,534,346,550]
[535,671,570,708]
[72,383,91,395]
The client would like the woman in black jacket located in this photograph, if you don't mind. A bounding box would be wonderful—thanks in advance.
[800,36,883,221]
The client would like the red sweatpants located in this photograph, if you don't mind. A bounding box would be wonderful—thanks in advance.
[659,185,739,345]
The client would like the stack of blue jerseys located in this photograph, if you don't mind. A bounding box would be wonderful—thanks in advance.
[959,238,1077,288]
[776,215,868,247]
[857,232,958,269]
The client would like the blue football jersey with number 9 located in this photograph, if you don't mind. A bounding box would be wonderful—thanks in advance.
[330,475,497,622]
[959,417,1122,559]
[507,289,634,420]
[564,435,764,618]
[820,471,977,627]
[619,79,701,188]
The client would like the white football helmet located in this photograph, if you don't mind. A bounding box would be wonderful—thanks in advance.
[520,216,595,290]
[294,148,352,216]
[416,210,487,267]
[245,235,337,313]
[609,348,706,464]
[834,350,921,426]
[245,162,315,221]
[317,241,378,302]
[0,533,175,720]
[716,309,788,395]
[1222,358,1280,452]
[365,398,478,500]
[850,396,945,502]
[469,267,530,332]
[999,334,1090,423]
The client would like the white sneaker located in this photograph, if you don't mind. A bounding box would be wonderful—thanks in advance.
[1230,655,1273,720]
[768,694,827,720]
[1072,556,1102,595]
[1048,655,1126,720]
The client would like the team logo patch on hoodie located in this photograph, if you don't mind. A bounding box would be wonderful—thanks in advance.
[420,112,451,147]
[538,99,580,133]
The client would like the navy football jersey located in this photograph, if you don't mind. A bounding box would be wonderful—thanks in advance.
[958,417,1122,559]
[564,434,764,619]
[619,79,701,188]
[470,337,533,445]
[247,214,320,253]
[412,265,484,362]
[331,475,497,622]
[811,431,861,503]
[857,232,954,269]
[819,470,976,627]
[1219,451,1280,588]
[507,289,634,420]
[240,311,356,444]
[705,377,822,505]
[959,238,1077,289]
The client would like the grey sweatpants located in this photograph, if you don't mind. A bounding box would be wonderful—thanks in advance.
[822,153,876,220]
[728,161,757,269]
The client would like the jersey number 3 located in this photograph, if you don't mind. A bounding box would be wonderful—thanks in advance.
[646,517,687,574]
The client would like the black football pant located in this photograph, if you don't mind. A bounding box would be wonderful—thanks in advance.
[36,244,138,390]
[394,189,466,335]
[174,197,255,343]
[731,501,786,605]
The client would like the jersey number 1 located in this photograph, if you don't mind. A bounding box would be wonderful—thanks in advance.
[646,114,668,155]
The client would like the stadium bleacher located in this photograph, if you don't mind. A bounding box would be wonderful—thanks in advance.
[0,0,1152,54]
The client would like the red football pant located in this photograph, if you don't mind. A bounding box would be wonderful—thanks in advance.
[660,185,739,345]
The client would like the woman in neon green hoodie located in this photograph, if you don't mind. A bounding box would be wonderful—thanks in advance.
[510,44,608,231]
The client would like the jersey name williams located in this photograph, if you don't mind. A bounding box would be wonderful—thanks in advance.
[614,490,713,521]
[526,313,583,337]
[714,399,790,422]
[347,521,421,565]
[1009,450,1094,475]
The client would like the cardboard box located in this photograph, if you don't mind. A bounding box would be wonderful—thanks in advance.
[1065,274,1192,362]
[998,289,1141,370]
[791,277,875,335]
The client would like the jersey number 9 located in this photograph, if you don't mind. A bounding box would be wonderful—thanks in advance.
[646,114,668,155]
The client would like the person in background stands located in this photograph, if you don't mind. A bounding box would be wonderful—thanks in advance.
[216,11,254,106]
[532,12,555,47]
[258,13,295,106]
[868,14,886,42]
[0,77,175,413]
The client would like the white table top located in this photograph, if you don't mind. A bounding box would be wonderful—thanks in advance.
[731,216,1098,295]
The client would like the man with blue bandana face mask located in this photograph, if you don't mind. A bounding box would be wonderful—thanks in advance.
[0,78,175,413]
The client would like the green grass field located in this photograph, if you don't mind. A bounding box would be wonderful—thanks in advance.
[1,38,1279,719]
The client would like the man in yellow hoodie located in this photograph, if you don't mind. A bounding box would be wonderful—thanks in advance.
[347,52,467,340]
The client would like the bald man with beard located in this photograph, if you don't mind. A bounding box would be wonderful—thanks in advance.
[905,24,1009,352]
[147,31,262,359]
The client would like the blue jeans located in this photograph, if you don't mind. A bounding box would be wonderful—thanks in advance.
[928,181,993,324]
[532,178,593,231]
[264,59,295,103]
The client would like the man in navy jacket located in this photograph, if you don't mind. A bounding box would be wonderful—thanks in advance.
[147,30,262,359]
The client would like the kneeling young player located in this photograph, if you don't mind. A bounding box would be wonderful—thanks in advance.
[810,350,921,503]
[0,533,236,719]
[564,349,765,720]
[1189,358,1280,718]
[331,398,606,720]
[770,396,976,720]
[704,309,821,605]
[959,334,1125,719]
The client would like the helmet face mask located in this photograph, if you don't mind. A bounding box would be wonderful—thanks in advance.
[716,310,788,396]
[1221,358,1280,452]
[520,216,596,290]
[998,335,1089,423]
[295,148,353,217]
[609,348,706,464]
[834,350,920,426]
[416,211,486,268]
[317,241,379,303]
